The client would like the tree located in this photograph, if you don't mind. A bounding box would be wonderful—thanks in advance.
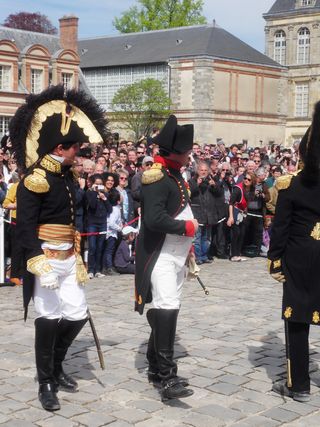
[3,12,57,34]
[113,0,207,33]
[111,78,171,140]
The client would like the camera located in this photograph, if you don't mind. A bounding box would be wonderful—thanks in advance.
[97,185,105,191]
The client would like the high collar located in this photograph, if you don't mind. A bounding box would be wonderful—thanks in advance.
[154,155,181,171]
[40,155,62,174]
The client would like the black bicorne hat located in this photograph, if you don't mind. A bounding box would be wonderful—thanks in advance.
[152,115,193,155]
[10,85,108,170]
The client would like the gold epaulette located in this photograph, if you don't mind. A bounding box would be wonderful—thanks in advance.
[24,168,50,193]
[275,174,293,191]
[141,163,164,184]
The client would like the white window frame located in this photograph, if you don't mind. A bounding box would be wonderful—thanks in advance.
[0,116,10,138]
[297,27,310,65]
[301,0,312,6]
[82,64,169,110]
[295,83,309,117]
[31,68,43,94]
[274,30,286,65]
[0,65,11,91]
[62,72,74,90]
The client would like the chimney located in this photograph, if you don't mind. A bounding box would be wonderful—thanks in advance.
[59,15,79,53]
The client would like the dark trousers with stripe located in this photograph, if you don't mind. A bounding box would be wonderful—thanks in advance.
[286,321,310,392]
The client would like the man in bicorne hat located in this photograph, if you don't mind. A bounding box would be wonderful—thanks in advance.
[135,115,198,401]
[10,85,108,411]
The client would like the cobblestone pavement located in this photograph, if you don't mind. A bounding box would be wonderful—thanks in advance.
[1,258,320,426]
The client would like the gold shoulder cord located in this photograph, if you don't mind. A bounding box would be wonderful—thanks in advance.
[142,163,164,184]
[24,169,50,193]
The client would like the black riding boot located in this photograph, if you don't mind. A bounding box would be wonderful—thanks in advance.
[35,317,60,411]
[53,318,87,392]
[153,309,193,401]
[146,309,189,388]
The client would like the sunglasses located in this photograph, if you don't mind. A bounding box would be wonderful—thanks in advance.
[244,177,252,181]
[137,151,144,154]
[254,161,260,164]
[119,177,127,180]
[145,162,153,166]
[221,169,229,171]
[103,152,110,155]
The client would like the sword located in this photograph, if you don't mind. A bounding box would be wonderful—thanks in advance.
[196,276,209,295]
[87,309,105,370]
[284,320,292,388]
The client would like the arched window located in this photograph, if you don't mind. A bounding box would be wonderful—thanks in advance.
[274,30,286,65]
[297,27,310,64]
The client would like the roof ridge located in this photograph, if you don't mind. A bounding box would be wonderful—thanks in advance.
[79,24,213,41]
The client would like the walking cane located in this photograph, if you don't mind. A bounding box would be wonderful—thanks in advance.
[87,309,105,370]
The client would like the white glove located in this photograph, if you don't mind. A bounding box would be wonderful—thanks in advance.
[39,272,59,289]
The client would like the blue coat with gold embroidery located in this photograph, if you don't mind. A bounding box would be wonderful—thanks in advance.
[134,166,191,315]
[268,174,320,325]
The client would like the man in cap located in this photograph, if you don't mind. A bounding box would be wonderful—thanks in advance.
[135,115,198,401]
[268,102,320,403]
[10,85,107,411]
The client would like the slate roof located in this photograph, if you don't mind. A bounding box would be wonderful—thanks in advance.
[78,24,281,69]
[264,0,320,18]
[0,25,61,54]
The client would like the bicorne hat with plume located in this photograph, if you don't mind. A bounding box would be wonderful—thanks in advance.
[9,85,108,170]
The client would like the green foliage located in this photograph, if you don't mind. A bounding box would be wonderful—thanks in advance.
[113,0,207,33]
[111,78,171,140]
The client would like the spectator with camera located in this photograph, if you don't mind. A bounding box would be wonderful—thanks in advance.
[86,174,113,278]
[227,172,255,261]
[243,167,270,257]
[208,162,233,259]
[102,189,122,276]
[189,162,220,264]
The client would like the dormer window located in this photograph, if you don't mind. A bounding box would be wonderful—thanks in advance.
[62,72,74,90]
[31,68,43,94]
[301,0,313,6]
[0,65,11,91]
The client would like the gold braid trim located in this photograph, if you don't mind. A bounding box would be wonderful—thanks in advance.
[40,155,61,174]
[27,254,53,276]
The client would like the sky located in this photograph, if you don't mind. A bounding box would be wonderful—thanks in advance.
[0,0,276,53]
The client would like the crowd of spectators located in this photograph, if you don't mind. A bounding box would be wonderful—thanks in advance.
[0,129,302,280]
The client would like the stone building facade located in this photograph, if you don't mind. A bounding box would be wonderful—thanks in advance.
[264,0,320,144]
[0,16,80,138]
[79,25,287,147]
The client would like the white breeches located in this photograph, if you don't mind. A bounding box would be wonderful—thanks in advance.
[151,234,192,309]
[33,255,87,321]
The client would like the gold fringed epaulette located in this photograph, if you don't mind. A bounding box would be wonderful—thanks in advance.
[275,174,293,191]
[24,168,50,193]
[141,163,164,184]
